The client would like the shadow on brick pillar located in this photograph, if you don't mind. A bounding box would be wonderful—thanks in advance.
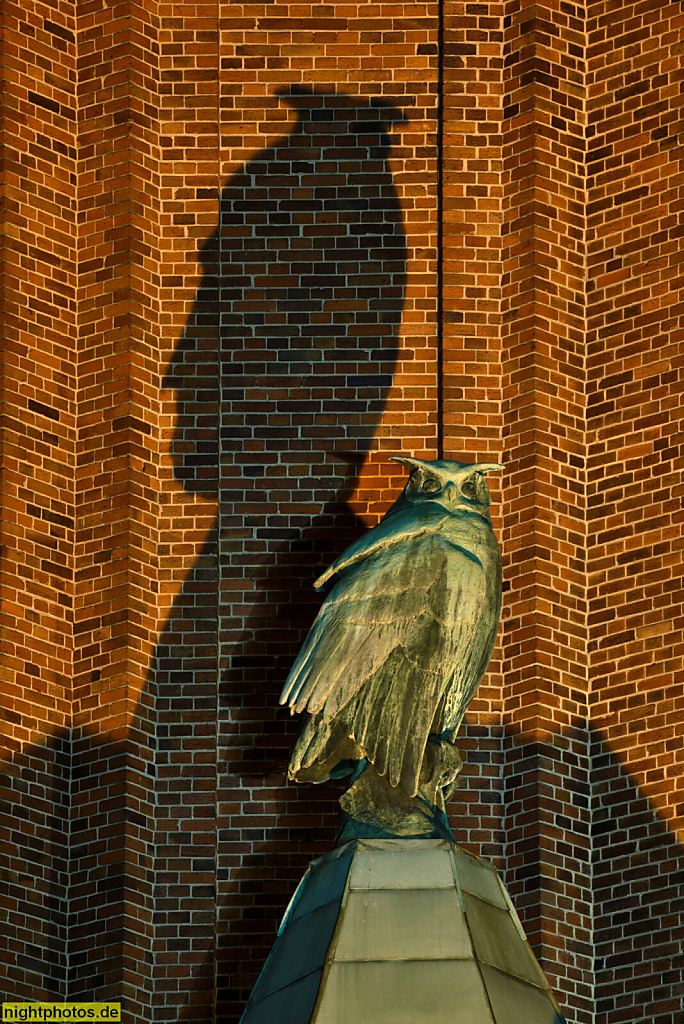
[127,87,408,1022]
[127,243,220,1020]
[500,721,683,1024]
[0,734,70,1001]
[215,86,408,1022]
[589,727,684,1024]
[2,718,679,1019]
[501,722,593,1021]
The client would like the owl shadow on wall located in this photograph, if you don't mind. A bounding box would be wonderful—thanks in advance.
[132,86,408,1019]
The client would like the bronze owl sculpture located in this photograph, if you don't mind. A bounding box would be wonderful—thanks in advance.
[280,456,503,837]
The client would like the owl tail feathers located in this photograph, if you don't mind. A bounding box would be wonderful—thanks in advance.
[288,712,367,785]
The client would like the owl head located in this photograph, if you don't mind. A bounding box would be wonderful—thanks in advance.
[389,456,504,520]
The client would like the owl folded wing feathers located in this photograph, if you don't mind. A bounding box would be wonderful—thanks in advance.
[279,504,491,795]
[280,501,449,715]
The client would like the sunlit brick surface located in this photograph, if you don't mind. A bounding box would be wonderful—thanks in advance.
[0,0,77,1003]
[499,3,594,1016]
[585,3,684,1021]
[1,2,682,1023]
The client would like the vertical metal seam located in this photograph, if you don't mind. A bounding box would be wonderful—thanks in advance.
[215,3,221,1021]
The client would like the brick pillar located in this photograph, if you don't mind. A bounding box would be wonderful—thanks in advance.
[70,0,167,1007]
[586,2,684,1020]
[499,4,594,1019]
[0,2,77,1002]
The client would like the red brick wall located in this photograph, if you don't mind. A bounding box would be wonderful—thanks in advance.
[1,2,683,1023]
[0,0,77,1001]
[586,2,684,1020]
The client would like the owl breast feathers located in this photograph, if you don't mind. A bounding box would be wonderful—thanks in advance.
[279,457,503,798]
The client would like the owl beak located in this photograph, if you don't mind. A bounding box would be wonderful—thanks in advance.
[443,482,457,504]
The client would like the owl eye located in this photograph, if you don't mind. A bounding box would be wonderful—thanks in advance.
[421,477,441,493]
[461,480,477,499]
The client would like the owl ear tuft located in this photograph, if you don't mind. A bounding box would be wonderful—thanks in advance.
[389,456,430,474]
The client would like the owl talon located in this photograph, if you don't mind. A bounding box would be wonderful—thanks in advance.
[418,737,462,810]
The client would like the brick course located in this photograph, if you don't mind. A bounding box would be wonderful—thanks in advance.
[1,2,682,1023]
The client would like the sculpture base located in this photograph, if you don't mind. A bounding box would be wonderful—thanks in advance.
[240,839,567,1024]
[290,718,464,841]
[336,762,456,842]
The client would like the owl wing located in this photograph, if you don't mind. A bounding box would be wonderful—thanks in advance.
[280,518,497,796]
[281,501,453,717]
